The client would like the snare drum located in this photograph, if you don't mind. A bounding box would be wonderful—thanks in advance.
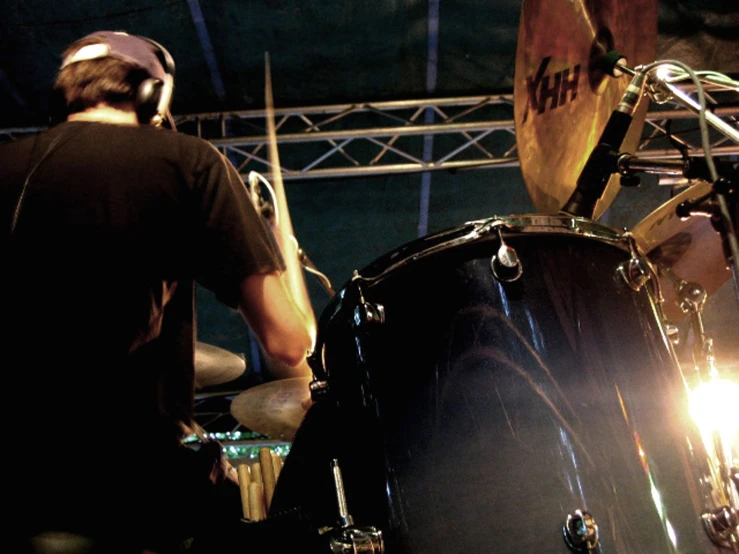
[271,215,721,553]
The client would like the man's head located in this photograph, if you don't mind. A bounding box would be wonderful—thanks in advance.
[53,31,175,126]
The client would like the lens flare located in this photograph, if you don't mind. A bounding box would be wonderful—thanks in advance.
[689,376,739,456]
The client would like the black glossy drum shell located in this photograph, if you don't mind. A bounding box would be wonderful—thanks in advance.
[271,226,712,553]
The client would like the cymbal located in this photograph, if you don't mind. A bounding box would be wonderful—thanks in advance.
[194,342,246,388]
[230,377,312,441]
[513,0,658,219]
[630,181,731,321]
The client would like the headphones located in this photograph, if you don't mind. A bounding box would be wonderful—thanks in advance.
[60,31,176,126]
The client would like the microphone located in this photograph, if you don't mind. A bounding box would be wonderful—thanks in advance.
[248,170,276,222]
[247,171,262,206]
[561,70,647,218]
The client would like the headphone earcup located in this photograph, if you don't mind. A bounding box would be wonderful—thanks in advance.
[135,77,163,124]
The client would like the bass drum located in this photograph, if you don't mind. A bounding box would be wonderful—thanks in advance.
[270,215,719,554]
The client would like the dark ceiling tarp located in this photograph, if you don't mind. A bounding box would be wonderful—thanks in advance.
[1,0,737,127]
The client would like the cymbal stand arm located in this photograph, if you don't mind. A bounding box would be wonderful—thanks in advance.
[616,155,686,177]
[657,81,739,144]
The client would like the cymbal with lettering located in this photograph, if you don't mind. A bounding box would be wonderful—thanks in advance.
[513,0,658,219]
[630,181,731,321]
[194,342,246,388]
[230,377,312,441]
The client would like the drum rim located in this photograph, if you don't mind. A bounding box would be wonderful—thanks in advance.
[353,213,629,285]
[310,213,667,382]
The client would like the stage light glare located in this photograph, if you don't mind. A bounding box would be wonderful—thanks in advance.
[689,376,739,461]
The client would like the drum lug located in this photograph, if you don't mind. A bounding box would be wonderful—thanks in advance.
[491,229,523,282]
[677,280,707,314]
[351,273,386,327]
[701,506,739,550]
[309,378,330,402]
[617,256,651,291]
[354,302,385,326]
[664,323,681,345]
[563,510,600,553]
[320,459,385,553]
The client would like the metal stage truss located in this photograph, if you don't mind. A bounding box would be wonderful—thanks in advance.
[1,93,737,183]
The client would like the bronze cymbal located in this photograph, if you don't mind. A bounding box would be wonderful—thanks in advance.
[230,377,312,441]
[631,181,731,322]
[194,342,247,388]
[513,0,658,219]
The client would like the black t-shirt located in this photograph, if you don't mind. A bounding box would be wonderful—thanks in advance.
[0,121,284,548]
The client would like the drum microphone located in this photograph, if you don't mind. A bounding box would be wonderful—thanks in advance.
[561,70,647,219]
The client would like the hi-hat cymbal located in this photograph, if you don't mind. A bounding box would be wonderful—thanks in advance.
[631,181,731,321]
[513,0,658,219]
[194,342,246,388]
[230,377,312,441]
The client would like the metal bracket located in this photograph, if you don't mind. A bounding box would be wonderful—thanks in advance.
[491,228,522,282]
[563,510,600,553]
[321,459,385,554]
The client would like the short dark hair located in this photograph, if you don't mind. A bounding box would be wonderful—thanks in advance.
[52,37,149,115]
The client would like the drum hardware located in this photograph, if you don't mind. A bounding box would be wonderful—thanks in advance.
[617,257,651,292]
[563,510,600,553]
[649,72,739,145]
[664,322,680,345]
[308,377,330,403]
[319,459,384,554]
[615,154,688,188]
[668,273,713,370]
[631,180,733,322]
[617,236,655,292]
[624,61,739,309]
[675,276,739,550]
[351,272,385,327]
[701,507,739,551]
[676,279,707,316]
[491,228,522,282]
[616,154,687,181]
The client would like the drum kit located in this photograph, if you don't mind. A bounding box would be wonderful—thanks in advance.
[201,0,739,551]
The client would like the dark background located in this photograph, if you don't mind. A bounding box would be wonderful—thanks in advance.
[1,1,737,433]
